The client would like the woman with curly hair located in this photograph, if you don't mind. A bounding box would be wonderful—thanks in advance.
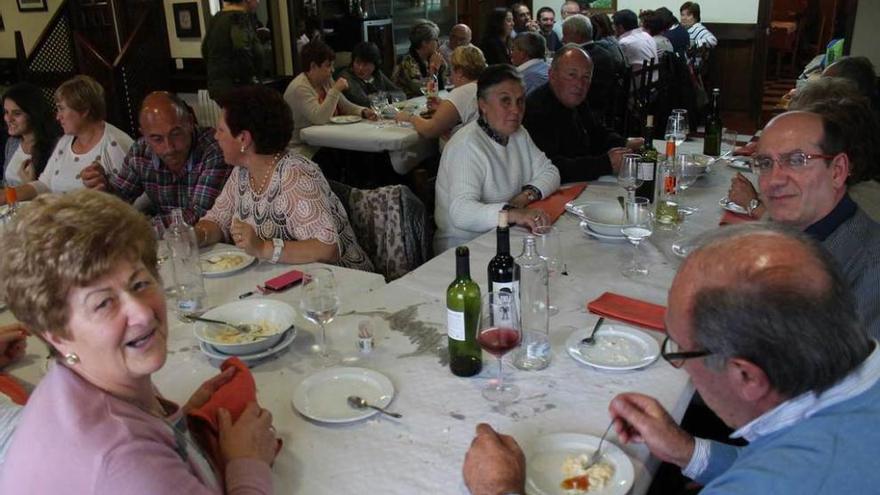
[196,85,372,271]
[2,83,60,186]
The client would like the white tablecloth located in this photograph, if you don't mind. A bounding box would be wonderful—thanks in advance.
[2,139,751,494]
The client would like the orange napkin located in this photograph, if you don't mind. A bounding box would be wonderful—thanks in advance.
[530,184,587,224]
[719,210,756,226]
[0,373,28,406]
[587,292,666,332]
[187,357,255,431]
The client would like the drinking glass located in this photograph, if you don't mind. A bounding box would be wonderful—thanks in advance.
[620,197,654,278]
[672,108,689,139]
[389,91,407,126]
[419,76,430,96]
[723,129,738,155]
[151,218,175,296]
[478,291,522,403]
[675,154,701,215]
[617,154,643,206]
[665,113,686,147]
[300,268,342,367]
[369,92,388,128]
[533,225,562,316]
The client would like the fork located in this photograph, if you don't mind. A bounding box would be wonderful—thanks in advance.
[185,314,258,334]
[580,317,605,346]
[584,420,615,470]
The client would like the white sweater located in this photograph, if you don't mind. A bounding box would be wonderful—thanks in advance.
[434,120,560,253]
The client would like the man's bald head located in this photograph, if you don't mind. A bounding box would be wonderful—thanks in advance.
[138,91,195,172]
[449,24,472,49]
[548,44,592,108]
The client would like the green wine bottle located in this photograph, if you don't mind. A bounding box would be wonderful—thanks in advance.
[447,246,482,377]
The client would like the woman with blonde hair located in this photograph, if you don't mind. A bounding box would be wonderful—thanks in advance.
[395,45,487,140]
[0,75,132,205]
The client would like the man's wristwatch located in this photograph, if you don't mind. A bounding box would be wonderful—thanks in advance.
[747,198,761,217]
[521,185,542,202]
[269,238,284,264]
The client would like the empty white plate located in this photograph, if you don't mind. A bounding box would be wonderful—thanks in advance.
[566,324,660,371]
[525,433,634,495]
[330,115,362,124]
[292,367,395,423]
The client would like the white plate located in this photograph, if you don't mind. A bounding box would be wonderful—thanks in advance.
[292,367,395,423]
[568,201,634,236]
[718,197,748,215]
[198,328,296,365]
[193,299,297,355]
[725,157,752,171]
[566,324,660,371]
[200,250,256,277]
[525,433,634,495]
[579,221,627,242]
[330,115,362,124]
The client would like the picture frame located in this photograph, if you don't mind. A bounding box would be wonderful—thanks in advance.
[173,2,202,38]
[587,0,617,14]
[16,0,48,13]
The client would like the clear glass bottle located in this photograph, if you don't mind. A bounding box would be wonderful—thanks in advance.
[513,236,551,371]
[655,138,680,227]
[166,208,205,313]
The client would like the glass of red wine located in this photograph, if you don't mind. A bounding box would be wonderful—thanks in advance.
[478,291,522,402]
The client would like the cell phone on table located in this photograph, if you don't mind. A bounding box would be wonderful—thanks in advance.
[263,270,304,292]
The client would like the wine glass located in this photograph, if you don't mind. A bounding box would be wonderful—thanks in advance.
[369,91,387,128]
[675,154,701,216]
[665,113,686,147]
[620,197,654,278]
[478,291,522,403]
[617,154,643,206]
[300,268,341,367]
[151,218,175,296]
[533,225,562,316]
[672,108,689,140]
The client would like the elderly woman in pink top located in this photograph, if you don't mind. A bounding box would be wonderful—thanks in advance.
[0,189,277,493]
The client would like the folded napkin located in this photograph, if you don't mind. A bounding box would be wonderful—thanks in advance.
[188,357,255,431]
[530,184,587,224]
[0,373,28,406]
[719,210,756,226]
[587,292,666,332]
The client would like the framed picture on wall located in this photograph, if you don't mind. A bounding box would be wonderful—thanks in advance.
[17,0,49,12]
[588,0,617,14]
[173,2,202,38]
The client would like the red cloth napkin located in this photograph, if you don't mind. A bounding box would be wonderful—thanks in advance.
[188,357,255,431]
[719,210,756,226]
[0,373,28,406]
[530,183,587,224]
[587,292,666,332]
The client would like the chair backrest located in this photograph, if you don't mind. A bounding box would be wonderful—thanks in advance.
[196,89,222,129]
[328,180,432,281]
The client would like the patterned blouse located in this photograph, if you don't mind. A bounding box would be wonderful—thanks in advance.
[203,148,373,271]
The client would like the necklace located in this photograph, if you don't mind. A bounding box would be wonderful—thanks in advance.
[248,151,283,195]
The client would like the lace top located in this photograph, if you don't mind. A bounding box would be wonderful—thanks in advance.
[204,149,373,271]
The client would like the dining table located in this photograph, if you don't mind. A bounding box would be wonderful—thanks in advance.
[1,137,754,494]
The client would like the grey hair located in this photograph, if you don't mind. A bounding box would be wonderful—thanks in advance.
[409,20,440,49]
[562,14,592,43]
[512,32,547,60]
[550,43,591,71]
[685,223,873,397]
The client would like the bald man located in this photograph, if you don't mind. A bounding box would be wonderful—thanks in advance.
[439,24,473,69]
[81,92,231,225]
[464,223,880,494]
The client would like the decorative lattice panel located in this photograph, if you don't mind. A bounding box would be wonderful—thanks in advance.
[29,15,76,74]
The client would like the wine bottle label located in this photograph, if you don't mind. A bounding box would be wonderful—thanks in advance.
[491,281,519,326]
[638,161,655,180]
[447,309,466,341]
[664,173,677,195]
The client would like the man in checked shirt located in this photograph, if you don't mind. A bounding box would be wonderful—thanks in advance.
[81,91,231,225]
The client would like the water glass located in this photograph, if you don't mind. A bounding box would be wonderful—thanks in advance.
[617,154,643,206]
[672,108,689,138]
[723,129,738,155]
[665,113,687,147]
[675,154,701,215]
[151,218,175,296]
[620,197,654,278]
[301,268,342,367]
[478,291,522,403]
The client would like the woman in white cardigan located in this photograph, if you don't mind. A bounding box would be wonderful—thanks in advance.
[283,40,378,145]
[434,64,560,253]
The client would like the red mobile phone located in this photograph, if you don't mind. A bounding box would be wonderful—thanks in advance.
[263,270,304,292]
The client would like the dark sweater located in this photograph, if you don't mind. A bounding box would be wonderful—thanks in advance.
[202,10,264,100]
[523,83,626,182]
[479,36,511,65]
[336,68,402,107]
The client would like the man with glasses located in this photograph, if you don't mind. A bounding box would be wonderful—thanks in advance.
[728,104,880,338]
[463,224,880,494]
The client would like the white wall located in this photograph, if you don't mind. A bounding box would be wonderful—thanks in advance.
[164,0,209,60]
[0,0,64,58]
[530,0,759,24]
[850,0,880,69]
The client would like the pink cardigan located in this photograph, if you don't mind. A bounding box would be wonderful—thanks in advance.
[0,363,272,494]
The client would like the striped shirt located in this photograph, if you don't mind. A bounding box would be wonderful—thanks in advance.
[109,126,231,226]
[687,22,717,49]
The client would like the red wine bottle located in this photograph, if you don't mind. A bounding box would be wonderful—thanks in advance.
[487,211,520,302]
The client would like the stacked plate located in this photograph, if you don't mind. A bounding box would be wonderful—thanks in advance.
[568,201,633,241]
[193,299,297,364]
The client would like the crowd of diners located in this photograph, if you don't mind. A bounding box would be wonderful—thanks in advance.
[0,0,879,492]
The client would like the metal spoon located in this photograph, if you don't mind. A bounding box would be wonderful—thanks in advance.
[347,396,402,418]
[185,314,259,334]
[580,317,605,346]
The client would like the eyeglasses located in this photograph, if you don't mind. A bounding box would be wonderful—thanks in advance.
[751,151,836,175]
[661,335,712,368]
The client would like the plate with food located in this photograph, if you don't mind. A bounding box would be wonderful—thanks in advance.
[199,327,296,365]
[718,197,748,215]
[192,299,297,355]
[525,433,634,495]
[329,115,362,124]
[200,250,256,277]
[566,324,660,371]
[292,367,395,423]
[724,156,752,171]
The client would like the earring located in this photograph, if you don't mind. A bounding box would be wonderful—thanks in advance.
[240,144,247,153]
[64,353,80,365]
